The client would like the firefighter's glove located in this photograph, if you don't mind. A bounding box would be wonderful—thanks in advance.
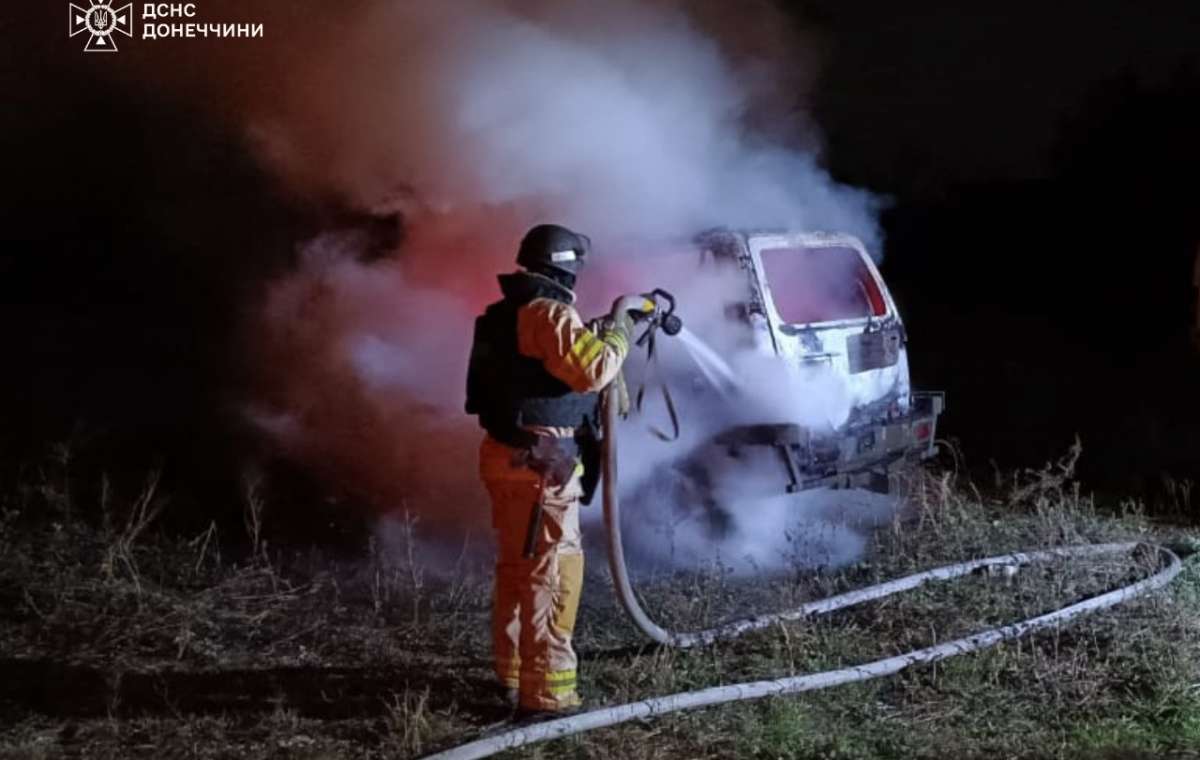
[611,294,656,324]
[609,294,654,348]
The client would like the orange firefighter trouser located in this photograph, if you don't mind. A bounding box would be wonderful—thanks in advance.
[480,434,584,712]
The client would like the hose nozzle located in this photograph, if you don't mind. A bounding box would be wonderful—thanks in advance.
[612,288,683,344]
[661,313,683,336]
[645,288,683,335]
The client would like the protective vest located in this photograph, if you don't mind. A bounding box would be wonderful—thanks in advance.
[465,272,599,447]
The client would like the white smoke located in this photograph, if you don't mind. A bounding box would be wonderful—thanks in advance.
[244,0,879,248]
[236,0,890,571]
[591,259,893,576]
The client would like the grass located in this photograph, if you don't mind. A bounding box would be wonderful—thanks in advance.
[1,444,1199,759]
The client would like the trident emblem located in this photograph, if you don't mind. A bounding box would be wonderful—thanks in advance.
[69,0,133,52]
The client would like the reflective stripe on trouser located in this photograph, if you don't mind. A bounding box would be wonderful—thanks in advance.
[481,435,585,712]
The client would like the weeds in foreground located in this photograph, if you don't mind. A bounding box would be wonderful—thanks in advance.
[381,686,434,755]
[99,469,165,595]
[1,445,1198,759]
[241,467,268,565]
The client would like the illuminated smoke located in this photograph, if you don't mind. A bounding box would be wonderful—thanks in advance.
[235,0,886,569]
[239,1,877,245]
[589,258,889,575]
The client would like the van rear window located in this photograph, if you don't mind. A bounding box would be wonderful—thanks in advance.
[759,246,886,324]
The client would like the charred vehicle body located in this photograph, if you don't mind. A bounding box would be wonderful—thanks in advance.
[623,229,944,528]
[706,229,942,491]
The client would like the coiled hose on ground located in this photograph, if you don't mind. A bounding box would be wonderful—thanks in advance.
[424,388,1183,760]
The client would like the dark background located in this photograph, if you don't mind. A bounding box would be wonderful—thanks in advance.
[2,1,1199,533]
[804,0,1200,498]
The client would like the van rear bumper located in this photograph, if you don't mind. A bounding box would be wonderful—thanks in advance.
[713,392,945,493]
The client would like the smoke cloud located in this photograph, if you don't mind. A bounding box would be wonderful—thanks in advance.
[589,255,892,575]
[240,1,876,242]
[232,0,888,570]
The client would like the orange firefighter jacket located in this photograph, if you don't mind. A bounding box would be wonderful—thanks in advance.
[515,297,629,403]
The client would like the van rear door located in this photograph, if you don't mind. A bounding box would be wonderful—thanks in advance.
[745,232,911,424]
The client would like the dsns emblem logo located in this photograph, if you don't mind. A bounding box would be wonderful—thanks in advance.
[69,1,133,52]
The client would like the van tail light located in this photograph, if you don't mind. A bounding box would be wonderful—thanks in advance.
[914,421,932,441]
[859,267,887,316]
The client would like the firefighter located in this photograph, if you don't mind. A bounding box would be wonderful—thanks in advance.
[465,223,639,716]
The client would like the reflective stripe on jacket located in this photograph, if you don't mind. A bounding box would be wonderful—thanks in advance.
[517,298,628,394]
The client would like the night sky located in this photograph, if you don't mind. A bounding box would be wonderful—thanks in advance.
[2,0,1199,522]
[808,0,1200,192]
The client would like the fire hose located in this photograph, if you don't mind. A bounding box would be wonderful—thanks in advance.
[421,297,1185,760]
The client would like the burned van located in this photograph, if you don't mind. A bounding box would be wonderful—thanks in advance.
[694,229,943,494]
[614,228,944,526]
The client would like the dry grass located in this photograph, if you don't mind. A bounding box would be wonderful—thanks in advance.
[1,445,1199,759]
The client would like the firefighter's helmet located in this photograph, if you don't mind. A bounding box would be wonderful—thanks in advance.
[517,224,591,276]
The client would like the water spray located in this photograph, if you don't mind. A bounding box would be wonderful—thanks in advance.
[677,326,740,394]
